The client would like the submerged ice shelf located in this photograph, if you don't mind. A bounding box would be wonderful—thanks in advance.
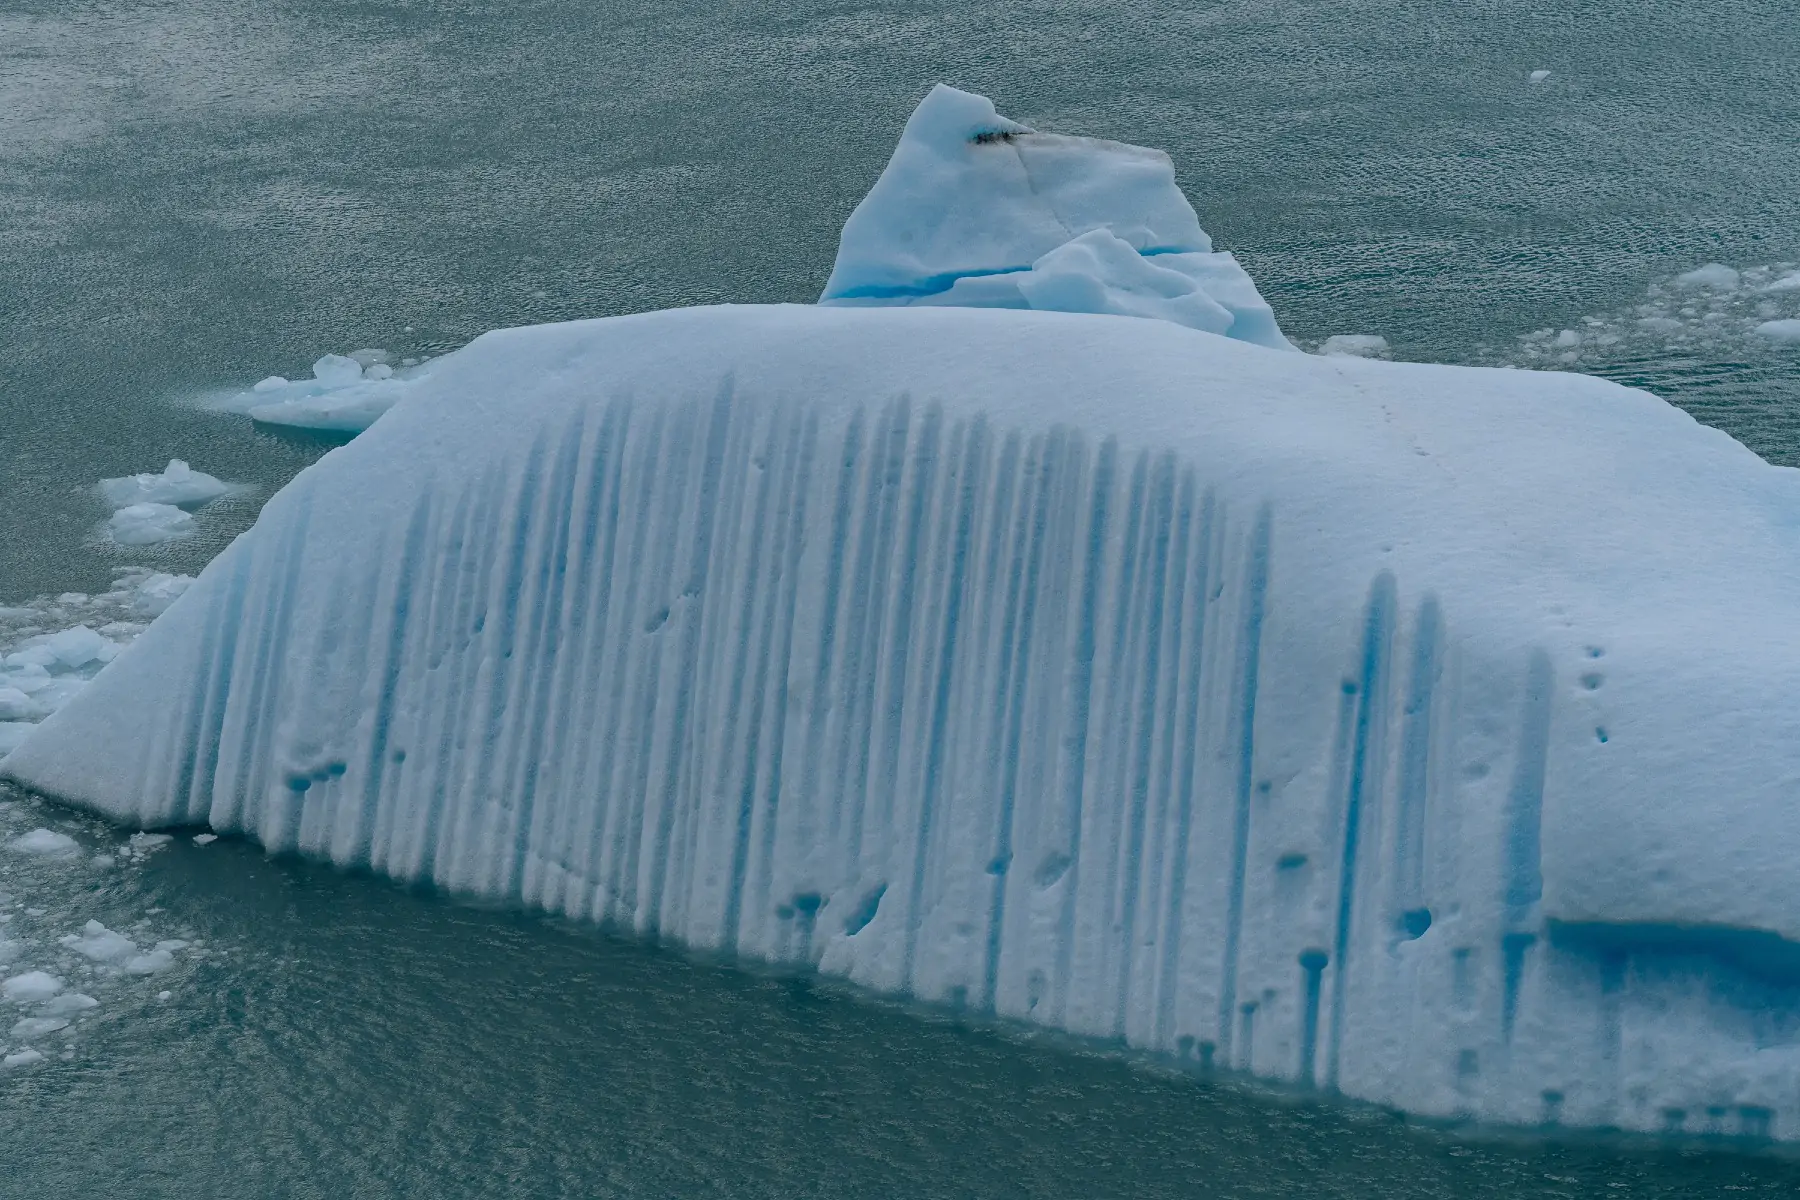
[11,86,1800,1140]
[10,299,1800,1139]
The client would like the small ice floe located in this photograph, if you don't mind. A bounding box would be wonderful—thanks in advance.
[107,502,197,546]
[1529,69,1551,83]
[36,992,97,1017]
[6,829,79,857]
[1753,318,1800,343]
[9,1016,69,1040]
[2,970,63,1003]
[1317,334,1391,359]
[192,833,217,846]
[2,1048,45,1068]
[99,459,233,509]
[61,920,135,964]
[1675,263,1743,290]
[210,349,436,435]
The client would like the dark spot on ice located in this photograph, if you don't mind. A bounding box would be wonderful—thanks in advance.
[644,606,670,633]
[286,775,311,793]
[792,892,822,916]
[1276,852,1308,870]
[1595,727,1609,743]
[1463,761,1490,779]
[986,854,1010,876]
[1586,646,1605,658]
[775,904,795,920]
[327,762,347,777]
[1341,679,1358,694]
[1580,673,1603,690]
[1401,907,1433,939]
[971,129,1021,144]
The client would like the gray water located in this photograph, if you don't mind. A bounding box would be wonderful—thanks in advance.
[3,0,1799,1194]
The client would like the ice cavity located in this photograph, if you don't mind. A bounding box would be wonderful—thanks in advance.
[0,570,193,759]
[207,349,435,435]
[819,86,1293,349]
[13,301,1800,1139]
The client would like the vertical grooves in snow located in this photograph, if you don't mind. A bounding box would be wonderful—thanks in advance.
[50,373,1646,1134]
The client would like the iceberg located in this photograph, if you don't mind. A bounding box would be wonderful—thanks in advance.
[8,88,1800,1141]
[8,300,1800,1139]
[820,85,1293,350]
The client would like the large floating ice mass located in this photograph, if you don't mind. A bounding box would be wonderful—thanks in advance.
[9,88,1800,1140]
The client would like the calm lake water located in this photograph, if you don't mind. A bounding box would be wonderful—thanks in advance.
[3,0,1799,1194]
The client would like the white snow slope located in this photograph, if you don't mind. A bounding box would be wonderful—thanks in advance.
[8,300,1800,1139]
[820,86,1294,350]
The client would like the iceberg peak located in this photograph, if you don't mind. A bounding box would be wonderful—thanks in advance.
[820,85,1292,348]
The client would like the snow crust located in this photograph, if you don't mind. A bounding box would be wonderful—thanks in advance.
[10,296,1800,1137]
[819,86,1292,349]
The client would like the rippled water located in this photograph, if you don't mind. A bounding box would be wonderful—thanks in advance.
[3,0,1799,1193]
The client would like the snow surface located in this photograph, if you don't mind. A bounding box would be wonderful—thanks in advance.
[10,292,1800,1137]
[819,86,1293,350]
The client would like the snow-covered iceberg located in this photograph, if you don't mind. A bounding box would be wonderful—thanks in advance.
[819,86,1293,349]
[8,297,1800,1139]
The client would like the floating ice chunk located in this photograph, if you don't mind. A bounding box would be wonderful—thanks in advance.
[32,625,113,670]
[0,688,39,722]
[192,833,217,845]
[820,86,1293,349]
[203,348,435,435]
[10,1016,69,1040]
[3,1048,44,1068]
[1763,271,1800,293]
[7,829,78,857]
[1675,263,1742,290]
[0,940,21,965]
[1529,69,1551,82]
[311,353,365,386]
[3,971,63,1003]
[130,573,193,618]
[124,950,174,974]
[107,503,197,546]
[1317,334,1391,358]
[61,920,135,964]
[156,990,171,1001]
[36,992,97,1017]
[1753,319,1800,343]
[98,459,233,509]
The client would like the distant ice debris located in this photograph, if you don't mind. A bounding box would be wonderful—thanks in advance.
[106,502,197,546]
[192,833,217,845]
[1529,69,1551,83]
[2,1048,45,1068]
[1492,260,1800,368]
[9,1016,68,1040]
[211,349,436,435]
[37,992,97,1017]
[1317,334,1391,358]
[98,459,233,509]
[62,920,136,964]
[819,85,1293,349]
[0,569,195,760]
